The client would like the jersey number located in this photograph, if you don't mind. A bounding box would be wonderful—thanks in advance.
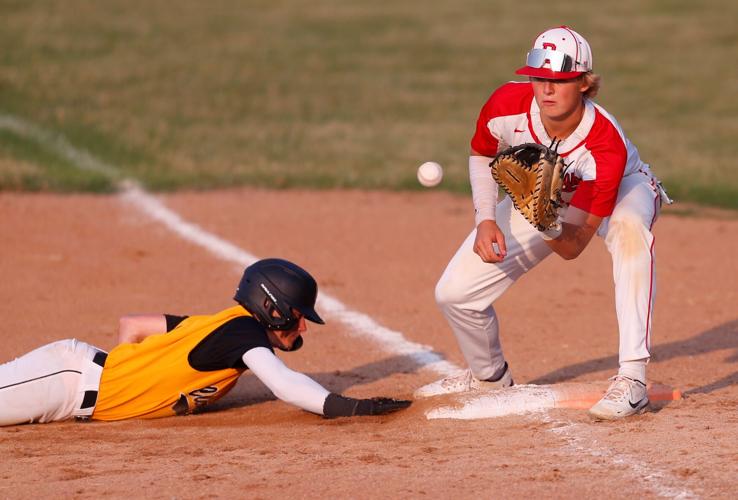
[171,385,219,415]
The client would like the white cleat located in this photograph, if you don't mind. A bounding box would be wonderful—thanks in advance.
[414,365,514,399]
[589,375,649,420]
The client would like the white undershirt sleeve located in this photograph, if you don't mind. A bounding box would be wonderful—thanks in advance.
[242,347,330,415]
[469,155,499,226]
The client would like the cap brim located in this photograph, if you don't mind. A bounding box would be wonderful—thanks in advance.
[300,307,325,325]
[515,66,583,80]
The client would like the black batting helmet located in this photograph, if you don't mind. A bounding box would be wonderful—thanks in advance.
[234,258,324,332]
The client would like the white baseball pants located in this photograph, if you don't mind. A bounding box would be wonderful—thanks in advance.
[0,339,105,426]
[435,171,660,380]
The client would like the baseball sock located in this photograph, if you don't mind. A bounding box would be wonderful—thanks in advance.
[618,359,647,383]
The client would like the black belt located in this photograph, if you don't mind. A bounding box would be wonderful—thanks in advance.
[79,351,108,410]
[92,350,108,367]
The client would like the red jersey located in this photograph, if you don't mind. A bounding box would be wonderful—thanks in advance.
[471,82,650,217]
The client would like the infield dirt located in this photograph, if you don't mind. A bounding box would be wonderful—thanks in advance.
[1,189,736,498]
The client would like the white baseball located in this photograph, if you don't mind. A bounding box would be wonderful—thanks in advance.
[417,161,443,188]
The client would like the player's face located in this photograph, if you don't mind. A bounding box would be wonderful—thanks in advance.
[267,310,307,350]
[530,76,589,122]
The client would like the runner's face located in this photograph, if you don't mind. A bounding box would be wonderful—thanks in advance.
[530,76,588,122]
[267,310,306,350]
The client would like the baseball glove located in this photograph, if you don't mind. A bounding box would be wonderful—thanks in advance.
[490,142,566,231]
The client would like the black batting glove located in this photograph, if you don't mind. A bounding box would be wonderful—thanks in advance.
[323,393,411,418]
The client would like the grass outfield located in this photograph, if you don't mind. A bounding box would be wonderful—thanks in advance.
[0,0,736,208]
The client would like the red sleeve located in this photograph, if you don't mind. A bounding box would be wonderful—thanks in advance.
[569,114,627,217]
[471,97,500,156]
[471,82,532,156]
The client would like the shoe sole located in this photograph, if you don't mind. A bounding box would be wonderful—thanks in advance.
[413,378,514,399]
[588,399,650,421]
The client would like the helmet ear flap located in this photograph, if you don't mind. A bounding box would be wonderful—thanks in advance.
[262,297,299,331]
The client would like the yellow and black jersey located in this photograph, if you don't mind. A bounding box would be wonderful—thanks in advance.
[92,305,273,421]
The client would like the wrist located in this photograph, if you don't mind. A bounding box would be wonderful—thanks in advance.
[322,393,359,418]
[476,218,497,228]
[474,211,496,227]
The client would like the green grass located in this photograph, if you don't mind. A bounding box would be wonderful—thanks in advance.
[0,0,736,208]
[0,129,114,192]
[664,179,738,210]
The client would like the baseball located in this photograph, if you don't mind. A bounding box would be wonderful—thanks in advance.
[417,161,443,188]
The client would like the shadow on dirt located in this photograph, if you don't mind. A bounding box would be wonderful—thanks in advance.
[214,354,424,410]
[528,319,738,395]
[209,319,737,413]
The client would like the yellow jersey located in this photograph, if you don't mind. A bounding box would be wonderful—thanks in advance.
[93,305,269,421]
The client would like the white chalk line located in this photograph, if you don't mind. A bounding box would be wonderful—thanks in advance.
[119,182,457,375]
[424,386,698,497]
[0,115,120,179]
[0,113,696,498]
[541,414,698,499]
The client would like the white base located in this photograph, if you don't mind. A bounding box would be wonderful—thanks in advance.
[424,381,679,420]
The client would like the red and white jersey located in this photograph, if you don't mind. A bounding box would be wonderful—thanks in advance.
[471,82,650,217]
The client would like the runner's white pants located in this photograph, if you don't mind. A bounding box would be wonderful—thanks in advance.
[0,339,105,426]
[435,171,660,380]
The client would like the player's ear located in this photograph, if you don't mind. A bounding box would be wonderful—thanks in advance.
[578,75,590,94]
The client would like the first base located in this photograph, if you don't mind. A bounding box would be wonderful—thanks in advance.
[424,381,681,420]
